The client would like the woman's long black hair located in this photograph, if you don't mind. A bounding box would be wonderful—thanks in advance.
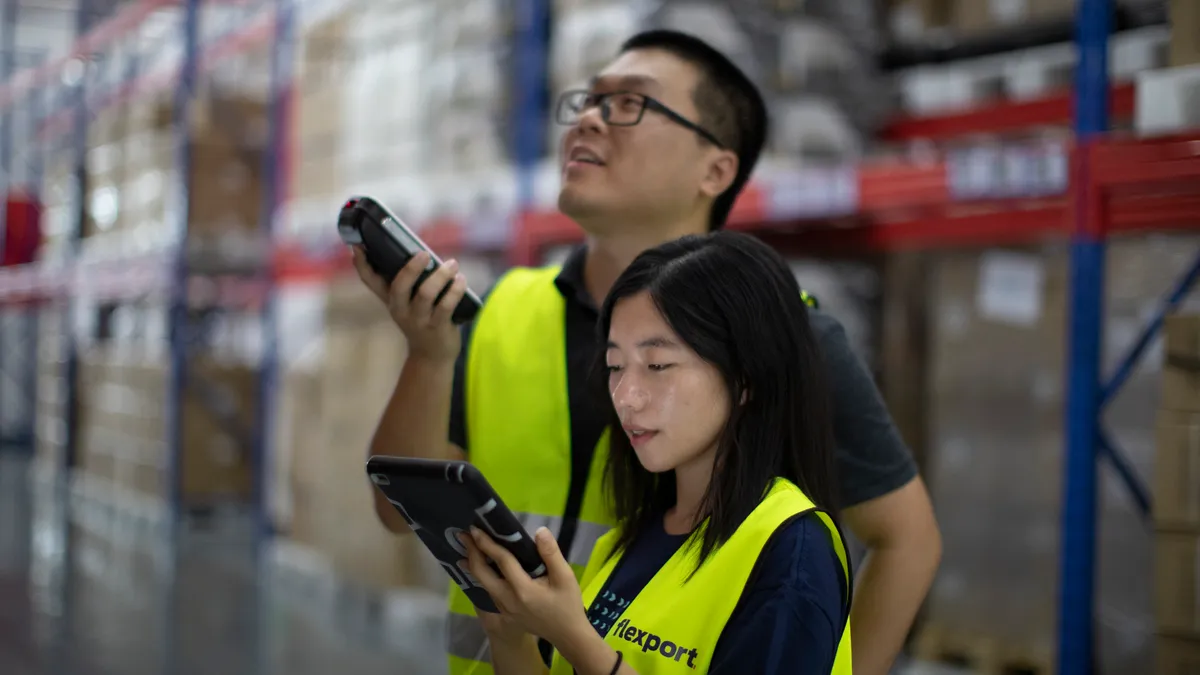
[595,230,837,573]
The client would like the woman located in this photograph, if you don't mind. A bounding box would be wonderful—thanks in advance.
[459,231,853,675]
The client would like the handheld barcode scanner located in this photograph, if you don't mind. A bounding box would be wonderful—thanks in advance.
[337,196,483,325]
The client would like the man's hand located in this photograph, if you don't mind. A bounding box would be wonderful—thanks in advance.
[352,246,465,363]
[842,477,941,675]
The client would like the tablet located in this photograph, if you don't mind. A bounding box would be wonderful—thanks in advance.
[337,195,483,325]
[366,456,547,613]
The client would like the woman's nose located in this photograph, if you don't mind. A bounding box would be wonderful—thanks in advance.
[612,373,648,411]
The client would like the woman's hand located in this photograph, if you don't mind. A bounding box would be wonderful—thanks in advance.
[461,525,591,649]
[471,594,527,643]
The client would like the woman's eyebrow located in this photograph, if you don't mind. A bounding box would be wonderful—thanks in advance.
[607,336,679,349]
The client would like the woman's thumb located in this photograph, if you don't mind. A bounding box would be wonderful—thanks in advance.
[534,527,568,573]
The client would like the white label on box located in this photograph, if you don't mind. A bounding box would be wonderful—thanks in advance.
[976,251,1044,327]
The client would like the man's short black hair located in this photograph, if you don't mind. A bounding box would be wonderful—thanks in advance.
[619,29,769,231]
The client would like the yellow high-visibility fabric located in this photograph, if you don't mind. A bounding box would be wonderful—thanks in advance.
[549,478,853,675]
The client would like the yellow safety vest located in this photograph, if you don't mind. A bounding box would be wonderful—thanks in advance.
[549,478,854,675]
[449,265,616,675]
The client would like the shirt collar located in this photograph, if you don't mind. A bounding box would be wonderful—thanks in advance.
[553,245,598,316]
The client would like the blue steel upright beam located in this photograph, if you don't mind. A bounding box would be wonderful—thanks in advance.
[513,0,549,211]
[162,2,201,675]
[0,0,15,455]
[166,0,202,527]
[251,4,295,672]
[256,0,295,542]
[0,0,14,256]
[63,0,100,476]
[1058,1,1111,674]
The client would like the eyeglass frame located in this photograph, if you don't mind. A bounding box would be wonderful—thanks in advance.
[555,89,726,149]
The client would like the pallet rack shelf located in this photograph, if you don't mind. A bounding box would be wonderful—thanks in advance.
[0,0,293,542]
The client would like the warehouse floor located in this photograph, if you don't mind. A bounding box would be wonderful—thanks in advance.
[0,456,446,675]
[0,456,970,675]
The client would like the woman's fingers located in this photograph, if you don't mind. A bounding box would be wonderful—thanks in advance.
[470,527,533,586]
[461,533,512,609]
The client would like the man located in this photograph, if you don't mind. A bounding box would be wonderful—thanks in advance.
[354,30,940,675]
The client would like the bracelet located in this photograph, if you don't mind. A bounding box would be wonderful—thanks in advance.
[609,650,624,675]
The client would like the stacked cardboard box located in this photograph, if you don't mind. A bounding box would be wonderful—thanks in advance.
[289,5,455,241]
[426,0,510,174]
[1169,0,1200,68]
[545,0,889,181]
[51,88,267,268]
[1155,315,1200,673]
[72,338,259,509]
[33,308,69,469]
[269,255,499,593]
[886,0,1162,45]
[272,279,437,592]
[922,236,1200,672]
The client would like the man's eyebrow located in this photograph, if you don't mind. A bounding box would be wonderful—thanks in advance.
[587,73,663,92]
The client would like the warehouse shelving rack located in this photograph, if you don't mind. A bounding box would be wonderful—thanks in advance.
[0,0,1198,673]
[0,0,294,671]
[0,0,294,542]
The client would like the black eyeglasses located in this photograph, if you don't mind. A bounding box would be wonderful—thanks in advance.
[555,89,725,149]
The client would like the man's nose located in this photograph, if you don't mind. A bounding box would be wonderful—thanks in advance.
[575,103,606,135]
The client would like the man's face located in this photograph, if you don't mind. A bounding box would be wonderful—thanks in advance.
[557,48,718,233]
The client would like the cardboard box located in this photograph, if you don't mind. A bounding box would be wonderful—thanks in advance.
[1155,530,1200,637]
[953,0,1075,36]
[1171,0,1200,68]
[1157,634,1200,675]
[1164,315,1200,412]
[1156,411,1200,530]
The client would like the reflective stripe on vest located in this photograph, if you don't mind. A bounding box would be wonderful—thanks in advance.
[549,478,853,675]
[448,265,617,675]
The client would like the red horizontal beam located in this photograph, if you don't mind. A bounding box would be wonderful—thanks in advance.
[1090,132,1200,188]
[881,83,1136,142]
[1109,193,1200,234]
[0,0,175,111]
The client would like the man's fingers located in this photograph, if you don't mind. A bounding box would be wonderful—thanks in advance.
[351,247,386,294]
[388,251,431,310]
[429,274,468,326]
[411,259,459,323]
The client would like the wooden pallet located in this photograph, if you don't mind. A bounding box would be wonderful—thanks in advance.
[913,624,1053,675]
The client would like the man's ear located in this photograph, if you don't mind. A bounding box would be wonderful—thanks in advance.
[700,149,739,199]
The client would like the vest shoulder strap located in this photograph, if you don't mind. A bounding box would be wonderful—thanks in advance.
[484,264,562,309]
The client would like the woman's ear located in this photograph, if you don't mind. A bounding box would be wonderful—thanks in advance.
[739,388,750,405]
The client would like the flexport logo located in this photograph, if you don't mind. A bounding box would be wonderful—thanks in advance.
[611,618,699,669]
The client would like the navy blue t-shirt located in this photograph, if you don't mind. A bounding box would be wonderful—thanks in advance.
[585,513,848,674]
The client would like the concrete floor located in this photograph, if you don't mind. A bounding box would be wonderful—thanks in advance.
[0,456,447,675]
[0,455,968,675]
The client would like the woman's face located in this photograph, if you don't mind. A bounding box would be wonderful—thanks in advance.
[605,291,731,474]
